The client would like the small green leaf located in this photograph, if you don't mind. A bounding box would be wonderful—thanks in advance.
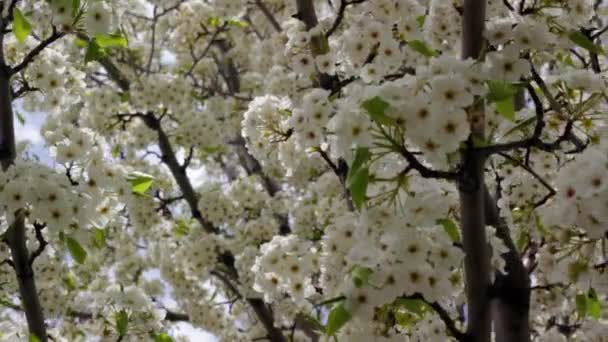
[393,298,428,316]
[348,166,369,209]
[516,231,528,253]
[486,80,519,102]
[66,237,87,264]
[74,37,88,49]
[495,97,516,121]
[416,15,426,28]
[63,273,77,290]
[174,220,190,237]
[115,310,129,337]
[13,8,32,43]
[568,30,604,55]
[351,266,373,288]
[361,96,393,125]
[325,303,352,336]
[227,18,249,28]
[154,333,174,342]
[587,289,601,319]
[72,0,81,17]
[347,147,370,185]
[94,33,128,48]
[437,218,461,242]
[111,144,121,158]
[84,40,105,64]
[407,40,438,57]
[576,293,587,318]
[28,335,41,342]
[15,112,25,125]
[208,16,220,26]
[120,92,130,103]
[92,228,106,248]
[128,172,155,195]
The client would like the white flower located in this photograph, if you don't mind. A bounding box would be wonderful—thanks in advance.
[486,45,528,82]
[315,54,335,75]
[429,75,474,110]
[85,2,112,35]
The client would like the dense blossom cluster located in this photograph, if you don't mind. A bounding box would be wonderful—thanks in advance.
[0,0,606,341]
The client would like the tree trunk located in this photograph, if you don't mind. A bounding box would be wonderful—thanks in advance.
[0,58,48,341]
[485,188,531,342]
[459,1,492,342]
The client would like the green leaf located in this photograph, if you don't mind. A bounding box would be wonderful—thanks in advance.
[94,33,128,48]
[13,8,32,43]
[347,147,370,185]
[120,92,130,103]
[407,40,438,57]
[127,172,155,195]
[208,16,220,26]
[351,266,373,288]
[63,273,77,290]
[227,18,249,28]
[325,303,352,336]
[486,80,519,102]
[416,15,426,28]
[66,237,87,264]
[501,116,536,138]
[495,97,516,121]
[28,335,41,342]
[74,37,88,49]
[84,40,105,64]
[154,333,174,342]
[361,96,394,125]
[174,220,190,237]
[72,0,81,17]
[111,144,121,158]
[437,218,461,242]
[568,30,604,55]
[587,289,601,319]
[348,166,369,209]
[393,298,428,316]
[576,293,587,318]
[516,231,528,253]
[15,112,25,125]
[92,228,106,248]
[115,310,129,337]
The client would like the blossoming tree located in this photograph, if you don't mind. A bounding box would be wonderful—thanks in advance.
[0,0,607,341]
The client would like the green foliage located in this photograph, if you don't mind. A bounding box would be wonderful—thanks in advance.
[127,172,155,195]
[174,219,190,237]
[437,218,461,242]
[578,289,602,319]
[325,302,352,337]
[28,335,41,342]
[568,31,604,55]
[154,333,174,342]
[487,80,520,121]
[351,266,373,288]
[84,40,105,64]
[15,112,26,125]
[407,40,438,57]
[13,8,32,43]
[66,237,87,264]
[347,147,371,209]
[94,33,128,48]
[92,228,106,248]
[115,310,129,337]
[361,97,394,125]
